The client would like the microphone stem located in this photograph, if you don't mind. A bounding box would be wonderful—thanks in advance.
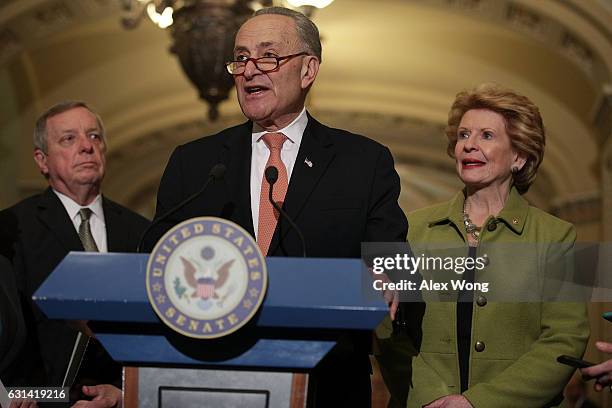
[136,174,214,253]
[268,181,307,257]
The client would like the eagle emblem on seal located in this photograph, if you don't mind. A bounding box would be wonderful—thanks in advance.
[146,217,267,339]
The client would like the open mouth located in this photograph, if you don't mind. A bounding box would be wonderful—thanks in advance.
[462,159,485,168]
[244,85,269,95]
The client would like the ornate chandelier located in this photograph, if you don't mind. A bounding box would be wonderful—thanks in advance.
[120,0,334,121]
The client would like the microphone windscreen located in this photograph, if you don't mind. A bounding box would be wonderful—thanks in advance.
[265,166,278,184]
[209,163,227,180]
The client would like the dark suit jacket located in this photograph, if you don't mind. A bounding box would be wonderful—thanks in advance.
[146,114,408,255]
[0,255,26,380]
[0,188,149,389]
[145,114,410,406]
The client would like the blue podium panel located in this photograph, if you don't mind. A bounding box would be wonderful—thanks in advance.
[34,253,387,330]
[98,334,335,369]
[34,253,155,322]
[33,253,387,370]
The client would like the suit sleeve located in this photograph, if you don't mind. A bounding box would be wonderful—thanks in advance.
[365,145,408,242]
[368,146,425,406]
[142,145,186,251]
[375,315,422,408]
[0,255,26,379]
[463,226,590,408]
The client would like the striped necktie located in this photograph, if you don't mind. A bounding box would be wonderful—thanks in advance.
[78,208,99,252]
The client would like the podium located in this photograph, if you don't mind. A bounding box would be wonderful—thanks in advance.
[34,252,387,407]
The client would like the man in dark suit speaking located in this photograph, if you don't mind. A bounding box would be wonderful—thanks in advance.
[0,101,149,407]
[145,7,410,407]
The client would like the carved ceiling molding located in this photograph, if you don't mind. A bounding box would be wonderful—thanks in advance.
[0,0,610,84]
[413,0,612,146]
[0,0,116,65]
[413,0,610,83]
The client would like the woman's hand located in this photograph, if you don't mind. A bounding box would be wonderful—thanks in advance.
[423,394,474,408]
[581,341,612,391]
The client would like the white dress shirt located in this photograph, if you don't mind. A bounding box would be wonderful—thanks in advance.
[54,190,108,253]
[250,107,308,237]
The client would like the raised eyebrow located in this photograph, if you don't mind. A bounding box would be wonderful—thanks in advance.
[257,41,276,50]
[234,41,279,55]
[233,45,249,55]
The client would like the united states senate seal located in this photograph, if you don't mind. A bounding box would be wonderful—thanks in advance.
[146,217,267,339]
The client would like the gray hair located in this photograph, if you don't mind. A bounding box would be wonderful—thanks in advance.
[252,7,322,63]
[34,100,105,152]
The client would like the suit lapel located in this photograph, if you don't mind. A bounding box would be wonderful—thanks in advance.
[283,114,335,222]
[103,197,128,252]
[221,121,255,237]
[268,115,336,255]
[37,188,84,251]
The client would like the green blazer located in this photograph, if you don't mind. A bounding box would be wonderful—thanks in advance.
[380,187,589,408]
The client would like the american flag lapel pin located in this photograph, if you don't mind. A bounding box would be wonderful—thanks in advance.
[304,158,313,168]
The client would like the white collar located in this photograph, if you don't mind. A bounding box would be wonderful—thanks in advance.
[251,107,308,147]
[53,189,104,222]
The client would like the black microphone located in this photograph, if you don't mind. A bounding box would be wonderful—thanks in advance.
[136,163,227,252]
[264,166,307,257]
[265,166,279,184]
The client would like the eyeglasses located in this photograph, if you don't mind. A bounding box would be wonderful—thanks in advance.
[225,52,308,75]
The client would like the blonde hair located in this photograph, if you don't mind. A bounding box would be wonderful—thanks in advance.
[445,83,545,194]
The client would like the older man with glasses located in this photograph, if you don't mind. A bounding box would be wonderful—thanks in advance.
[145,6,418,407]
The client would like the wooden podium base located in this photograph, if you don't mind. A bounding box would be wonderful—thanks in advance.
[123,366,308,408]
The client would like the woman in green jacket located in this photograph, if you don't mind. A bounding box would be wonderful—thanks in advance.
[383,84,589,408]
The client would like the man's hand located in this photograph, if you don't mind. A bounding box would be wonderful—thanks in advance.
[379,273,399,321]
[423,395,474,408]
[372,271,398,320]
[581,341,612,391]
[70,384,121,408]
